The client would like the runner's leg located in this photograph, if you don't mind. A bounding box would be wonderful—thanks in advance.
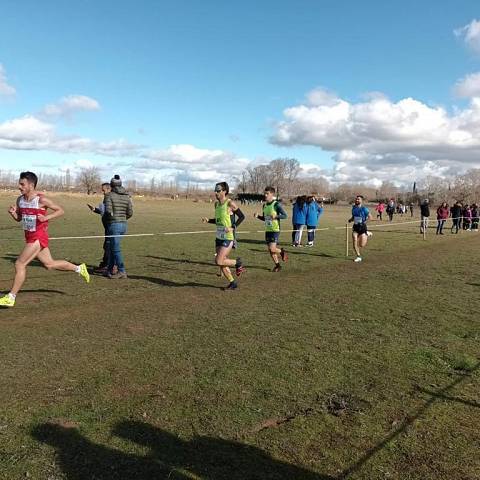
[215,244,236,282]
[37,247,77,272]
[11,241,42,295]
[359,233,368,249]
[352,231,361,257]
[269,243,281,264]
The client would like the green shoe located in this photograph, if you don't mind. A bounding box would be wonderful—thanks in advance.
[0,295,15,308]
[78,263,90,284]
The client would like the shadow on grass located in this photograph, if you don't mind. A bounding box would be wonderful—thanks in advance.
[144,255,270,271]
[30,364,480,479]
[288,250,339,259]
[21,289,66,295]
[236,238,267,245]
[247,248,338,259]
[416,387,480,409]
[368,230,420,235]
[127,273,219,289]
[32,421,332,480]
[337,361,480,478]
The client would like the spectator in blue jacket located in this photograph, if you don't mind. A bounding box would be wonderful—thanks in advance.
[291,196,307,246]
[305,196,324,246]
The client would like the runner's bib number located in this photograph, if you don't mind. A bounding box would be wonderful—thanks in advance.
[22,214,37,232]
[264,215,274,228]
[353,216,364,224]
[216,226,227,240]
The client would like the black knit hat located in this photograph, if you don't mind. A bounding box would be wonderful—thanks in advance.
[110,174,122,188]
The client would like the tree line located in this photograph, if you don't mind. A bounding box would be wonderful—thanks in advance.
[1,163,479,204]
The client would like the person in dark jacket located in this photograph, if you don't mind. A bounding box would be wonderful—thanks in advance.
[291,196,307,246]
[450,201,462,234]
[386,199,395,222]
[104,175,133,279]
[436,202,449,235]
[471,203,479,231]
[87,182,112,271]
[305,196,323,246]
[420,199,430,233]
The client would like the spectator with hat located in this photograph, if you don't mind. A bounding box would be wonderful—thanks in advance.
[104,175,133,279]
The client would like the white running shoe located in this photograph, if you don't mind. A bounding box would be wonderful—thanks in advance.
[354,256,363,263]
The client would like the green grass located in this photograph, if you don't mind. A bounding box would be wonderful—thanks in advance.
[0,193,478,479]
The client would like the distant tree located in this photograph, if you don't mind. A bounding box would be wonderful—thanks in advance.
[282,158,301,197]
[65,169,71,189]
[77,167,101,195]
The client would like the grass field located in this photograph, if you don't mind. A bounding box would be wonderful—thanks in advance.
[0,193,479,480]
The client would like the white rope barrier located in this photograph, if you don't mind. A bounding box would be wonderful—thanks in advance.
[0,217,475,243]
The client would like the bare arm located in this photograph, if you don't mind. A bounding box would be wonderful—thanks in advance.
[38,197,64,222]
[8,199,21,222]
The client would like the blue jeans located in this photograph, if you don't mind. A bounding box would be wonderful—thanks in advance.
[107,222,127,273]
[436,219,446,234]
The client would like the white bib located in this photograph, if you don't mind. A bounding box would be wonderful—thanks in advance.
[22,214,37,232]
[216,226,227,240]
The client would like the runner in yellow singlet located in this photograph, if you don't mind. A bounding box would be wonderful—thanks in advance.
[254,186,288,272]
[202,182,246,290]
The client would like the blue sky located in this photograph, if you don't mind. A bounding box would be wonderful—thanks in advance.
[1,0,480,186]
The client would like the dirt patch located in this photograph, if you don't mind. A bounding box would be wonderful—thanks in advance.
[324,393,370,417]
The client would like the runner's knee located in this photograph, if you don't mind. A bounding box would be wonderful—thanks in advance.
[14,259,27,270]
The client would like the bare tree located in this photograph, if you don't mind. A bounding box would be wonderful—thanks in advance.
[377,181,398,201]
[451,169,480,203]
[246,165,266,193]
[150,177,156,195]
[420,176,449,204]
[283,158,301,197]
[77,167,101,195]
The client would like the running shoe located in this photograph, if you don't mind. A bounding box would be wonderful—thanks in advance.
[236,265,246,277]
[0,295,15,308]
[272,264,282,272]
[109,272,128,279]
[354,256,363,263]
[78,263,91,283]
[235,258,246,277]
[224,281,238,291]
[280,248,288,262]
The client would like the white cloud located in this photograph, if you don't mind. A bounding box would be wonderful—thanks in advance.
[134,144,251,184]
[454,19,480,53]
[270,88,480,185]
[453,72,480,97]
[40,94,100,119]
[0,64,16,97]
[0,114,140,156]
